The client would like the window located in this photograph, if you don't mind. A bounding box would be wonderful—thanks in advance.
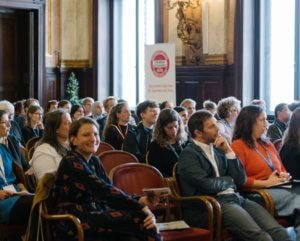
[113,0,155,107]
[260,0,296,112]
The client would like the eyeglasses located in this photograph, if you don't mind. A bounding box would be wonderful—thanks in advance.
[0,121,11,126]
[33,112,43,116]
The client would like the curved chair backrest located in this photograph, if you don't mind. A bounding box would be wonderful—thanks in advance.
[25,137,40,153]
[95,141,115,155]
[100,150,138,174]
[273,139,282,152]
[109,163,164,196]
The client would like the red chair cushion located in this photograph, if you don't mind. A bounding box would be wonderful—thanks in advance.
[161,228,212,241]
[276,217,293,227]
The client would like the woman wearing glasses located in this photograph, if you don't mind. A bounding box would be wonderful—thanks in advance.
[21,105,44,144]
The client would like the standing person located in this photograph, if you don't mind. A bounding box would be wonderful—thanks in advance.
[52,117,161,241]
[148,109,187,177]
[267,103,291,142]
[123,101,159,163]
[30,110,71,180]
[217,96,241,144]
[280,107,300,179]
[180,98,196,118]
[232,105,300,241]
[82,97,94,117]
[178,110,290,241]
[21,105,44,144]
[103,103,134,150]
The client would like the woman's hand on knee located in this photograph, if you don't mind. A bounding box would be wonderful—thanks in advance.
[142,206,158,231]
[0,190,14,200]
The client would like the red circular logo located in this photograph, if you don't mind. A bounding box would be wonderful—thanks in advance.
[151,51,170,78]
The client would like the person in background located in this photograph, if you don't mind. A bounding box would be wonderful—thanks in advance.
[123,100,159,163]
[178,110,290,241]
[217,96,241,144]
[58,100,72,113]
[251,99,266,111]
[46,100,58,113]
[70,104,84,122]
[159,101,174,110]
[231,105,300,241]
[180,98,196,118]
[24,98,40,114]
[0,142,33,241]
[174,106,188,128]
[91,101,104,120]
[52,117,161,241]
[21,105,44,144]
[203,100,217,116]
[30,109,71,180]
[97,96,118,139]
[0,100,24,146]
[280,107,300,180]
[14,100,26,129]
[82,97,94,117]
[288,101,300,112]
[0,110,29,171]
[103,102,134,150]
[267,103,291,142]
[148,109,187,177]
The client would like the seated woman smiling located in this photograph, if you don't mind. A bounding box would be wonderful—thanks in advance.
[52,117,161,241]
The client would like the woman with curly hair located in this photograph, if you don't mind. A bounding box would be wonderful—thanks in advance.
[148,108,187,177]
[217,96,241,144]
[103,102,134,149]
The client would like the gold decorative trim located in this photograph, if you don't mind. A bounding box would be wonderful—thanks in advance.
[176,56,186,66]
[59,60,90,68]
[203,54,227,65]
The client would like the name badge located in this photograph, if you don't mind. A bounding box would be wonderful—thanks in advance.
[3,184,16,193]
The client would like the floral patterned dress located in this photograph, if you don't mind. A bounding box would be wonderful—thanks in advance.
[52,151,161,241]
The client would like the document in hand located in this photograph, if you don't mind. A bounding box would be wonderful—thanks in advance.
[142,187,171,198]
[157,220,190,231]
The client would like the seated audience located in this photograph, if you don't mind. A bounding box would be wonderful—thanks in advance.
[288,101,300,112]
[14,100,26,129]
[52,117,160,241]
[21,105,44,144]
[178,110,290,241]
[267,103,291,142]
[46,100,58,113]
[148,109,187,177]
[0,144,33,234]
[159,101,173,110]
[0,110,29,172]
[91,101,104,120]
[231,105,300,240]
[251,99,266,110]
[280,107,300,179]
[203,100,217,115]
[24,98,40,113]
[82,97,94,117]
[0,100,25,146]
[123,100,159,163]
[70,104,84,122]
[30,109,71,180]
[97,96,118,139]
[217,96,240,144]
[180,98,196,118]
[103,102,134,150]
[118,99,136,126]
[58,100,72,113]
[174,106,188,126]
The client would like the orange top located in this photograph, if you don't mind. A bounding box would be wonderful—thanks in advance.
[231,139,286,188]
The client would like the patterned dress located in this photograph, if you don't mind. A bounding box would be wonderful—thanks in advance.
[52,151,161,241]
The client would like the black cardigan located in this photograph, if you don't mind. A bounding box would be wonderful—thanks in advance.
[104,124,135,150]
[280,140,300,180]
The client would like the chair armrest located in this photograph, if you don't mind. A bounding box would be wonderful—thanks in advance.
[41,212,84,241]
[172,196,214,236]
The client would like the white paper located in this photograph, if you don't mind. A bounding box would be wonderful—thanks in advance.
[157,221,190,231]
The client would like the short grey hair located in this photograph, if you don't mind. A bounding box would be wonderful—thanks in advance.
[217,96,241,119]
[0,100,14,112]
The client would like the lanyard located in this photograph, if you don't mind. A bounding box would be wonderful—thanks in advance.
[255,144,275,172]
[0,155,7,184]
[114,124,129,140]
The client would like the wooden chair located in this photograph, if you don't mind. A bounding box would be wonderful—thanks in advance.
[273,139,283,152]
[109,163,213,241]
[25,137,40,160]
[95,141,114,155]
[99,150,138,174]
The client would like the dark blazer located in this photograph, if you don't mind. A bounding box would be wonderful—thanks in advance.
[148,140,183,177]
[7,135,29,171]
[9,120,25,146]
[104,124,135,150]
[177,141,246,227]
[280,140,300,180]
[123,122,152,163]
[21,126,43,144]
[97,114,107,141]
[267,120,287,142]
